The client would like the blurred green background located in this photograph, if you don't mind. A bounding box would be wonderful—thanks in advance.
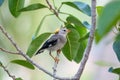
[0,0,118,80]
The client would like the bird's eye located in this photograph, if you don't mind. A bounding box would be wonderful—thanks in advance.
[63,30,66,32]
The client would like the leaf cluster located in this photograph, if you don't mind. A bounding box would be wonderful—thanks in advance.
[0,0,92,73]
[6,0,91,63]
[96,0,120,78]
[1,0,120,79]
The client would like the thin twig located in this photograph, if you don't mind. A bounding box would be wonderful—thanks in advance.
[46,0,58,17]
[0,48,19,55]
[0,62,16,80]
[0,25,76,80]
[74,0,96,79]
[46,0,65,23]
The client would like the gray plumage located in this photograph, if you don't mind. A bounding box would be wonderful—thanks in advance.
[36,27,69,55]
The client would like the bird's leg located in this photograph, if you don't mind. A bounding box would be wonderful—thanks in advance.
[54,49,61,63]
[57,49,61,54]
[49,51,55,60]
[49,51,59,63]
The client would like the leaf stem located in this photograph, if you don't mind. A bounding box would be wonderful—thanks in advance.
[34,14,54,38]
[52,0,57,10]
[58,4,63,12]
[59,12,71,16]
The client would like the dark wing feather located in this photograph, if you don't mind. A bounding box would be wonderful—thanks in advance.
[35,35,58,55]
[40,37,58,49]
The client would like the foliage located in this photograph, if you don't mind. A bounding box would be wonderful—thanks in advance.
[96,6,103,16]
[0,1,92,79]
[97,0,120,39]
[0,0,93,79]
[96,0,120,79]
[3,0,120,80]
[109,67,120,75]
[62,26,80,61]
[19,3,47,12]
[7,0,91,63]
[27,33,51,57]
[8,0,25,17]
[18,1,91,63]
[0,0,4,6]
[62,1,91,16]
[113,34,120,62]
[65,16,88,63]
[11,60,35,70]
[15,78,23,80]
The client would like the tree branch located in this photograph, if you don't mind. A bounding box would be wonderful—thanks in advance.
[74,0,96,79]
[46,0,58,17]
[52,52,60,80]
[0,62,16,80]
[0,25,76,80]
[0,48,19,55]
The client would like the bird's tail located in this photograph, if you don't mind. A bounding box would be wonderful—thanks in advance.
[35,49,44,55]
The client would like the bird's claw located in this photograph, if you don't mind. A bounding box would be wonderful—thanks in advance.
[54,57,59,64]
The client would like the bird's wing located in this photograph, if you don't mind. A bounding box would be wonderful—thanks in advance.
[35,35,58,55]
[40,35,58,50]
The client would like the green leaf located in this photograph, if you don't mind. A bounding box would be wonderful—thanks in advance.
[0,0,4,6]
[96,6,103,16]
[74,41,86,63]
[95,61,114,67]
[62,40,72,61]
[62,23,87,63]
[66,15,85,28]
[79,32,89,42]
[8,0,24,17]
[83,21,91,29]
[113,34,120,62]
[19,3,47,12]
[109,67,120,75]
[97,1,120,37]
[65,21,87,63]
[27,33,51,57]
[11,60,35,70]
[62,27,80,61]
[95,30,102,43]
[63,1,91,16]
[74,25,87,63]
[0,61,2,66]
[15,78,23,80]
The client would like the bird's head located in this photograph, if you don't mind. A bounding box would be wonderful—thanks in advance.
[58,27,70,36]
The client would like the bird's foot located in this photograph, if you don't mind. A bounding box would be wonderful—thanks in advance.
[54,57,60,64]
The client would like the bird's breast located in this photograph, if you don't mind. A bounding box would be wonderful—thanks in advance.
[47,36,67,51]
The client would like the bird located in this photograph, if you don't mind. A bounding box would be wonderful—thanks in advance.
[35,27,70,63]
